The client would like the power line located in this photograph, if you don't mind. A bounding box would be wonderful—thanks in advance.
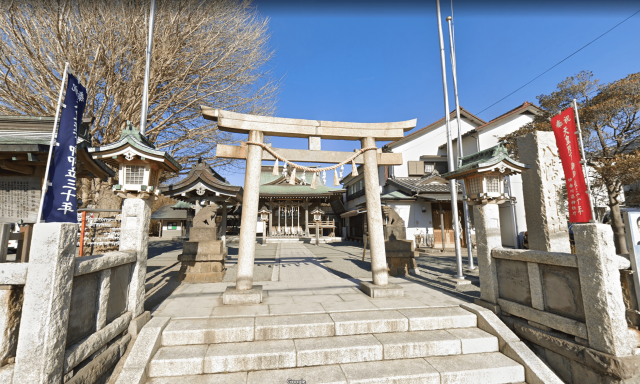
[477,8,640,115]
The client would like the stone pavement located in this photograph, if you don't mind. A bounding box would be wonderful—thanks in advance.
[118,242,561,383]
[153,242,468,319]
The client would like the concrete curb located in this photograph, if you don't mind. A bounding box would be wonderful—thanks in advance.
[461,302,563,384]
[115,316,170,384]
[271,242,281,282]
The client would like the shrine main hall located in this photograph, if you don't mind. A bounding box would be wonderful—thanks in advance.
[258,165,344,243]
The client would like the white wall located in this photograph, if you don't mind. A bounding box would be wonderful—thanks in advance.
[387,201,433,242]
[478,113,534,150]
[476,113,536,248]
[391,117,479,177]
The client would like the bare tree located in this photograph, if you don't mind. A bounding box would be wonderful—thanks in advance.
[0,0,279,197]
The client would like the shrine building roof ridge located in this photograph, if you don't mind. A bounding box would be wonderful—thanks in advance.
[162,157,242,194]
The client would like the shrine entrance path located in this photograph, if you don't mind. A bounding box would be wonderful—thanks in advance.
[152,242,470,319]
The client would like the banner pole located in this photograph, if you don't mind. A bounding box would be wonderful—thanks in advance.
[447,15,475,268]
[436,0,464,279]
[140,0,156,135]
[573,99,597,222]
[36,62,69,224]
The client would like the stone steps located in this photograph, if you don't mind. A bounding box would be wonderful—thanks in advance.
[145,307,528,383]
[161,308,477,346]
[148,328,502,377]
[146,354,524,383]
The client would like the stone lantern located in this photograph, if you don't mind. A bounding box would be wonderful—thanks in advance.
[311,207,324,222]
[443,144,528,310]
[258,206,271,246]
[88,121,181,200]
[311,207,324,245]
[88,121,181,316]
[442,144,528,205]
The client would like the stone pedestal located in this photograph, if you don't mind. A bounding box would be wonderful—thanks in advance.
[178,227,227,283]
[385,237,420,276]
[223,285,263,305]
[359,282,403,298]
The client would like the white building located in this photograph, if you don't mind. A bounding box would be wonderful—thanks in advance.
[342,102,546,248]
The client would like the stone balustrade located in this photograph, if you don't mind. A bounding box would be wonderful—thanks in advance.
[0,222,150,384]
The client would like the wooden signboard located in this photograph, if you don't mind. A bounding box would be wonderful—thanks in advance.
[0,176,41,223]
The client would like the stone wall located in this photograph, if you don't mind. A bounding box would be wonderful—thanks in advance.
[0,222,150,384]
[469,131,640,383]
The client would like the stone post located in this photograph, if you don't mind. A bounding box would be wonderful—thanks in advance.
[574,223,631,356]
[236,130,263,291]
[361,137,389,287]
[13,223,76,384]
[221,204,227,248]
[0,285,22,366]
[473,204,502,306]
[0,224,10,262]
[517,131,571,253]
[186,209,194,240]
[120,198,151,317]
[304,201,309,236]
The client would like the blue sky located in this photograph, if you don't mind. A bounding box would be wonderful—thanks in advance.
[222,0,640,186]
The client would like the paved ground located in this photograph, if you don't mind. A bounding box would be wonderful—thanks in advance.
[307,241,481,301]
[223,242,276,282]
[152,242,472,319]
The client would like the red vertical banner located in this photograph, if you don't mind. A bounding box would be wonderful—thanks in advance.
[552,107,592,223]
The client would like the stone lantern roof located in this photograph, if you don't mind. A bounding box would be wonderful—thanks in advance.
[88,121,181,173]
[442,144,529,180]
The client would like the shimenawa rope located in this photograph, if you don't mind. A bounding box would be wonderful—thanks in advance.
[246,141,377,188]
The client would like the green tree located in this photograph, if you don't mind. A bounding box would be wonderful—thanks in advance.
[502,71,640,254]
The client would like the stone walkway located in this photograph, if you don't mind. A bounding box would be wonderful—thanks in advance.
[278,243,342,282]
[152,243,469,319]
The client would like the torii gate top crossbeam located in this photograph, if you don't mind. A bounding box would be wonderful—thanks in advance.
[201,107,417,140]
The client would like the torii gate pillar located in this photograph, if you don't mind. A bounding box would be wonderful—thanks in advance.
[205,108,416,302]
[362,137,388,286]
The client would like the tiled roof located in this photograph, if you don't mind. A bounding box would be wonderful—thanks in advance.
[475,101,543,131]
[151,205,188,220]
[385,107,486,149]
[260,167,344,196]
[162,158,241,194]
[387,174,461,194]
[89,121,182,171]
[380,190,414,200]
[442,144,529,179]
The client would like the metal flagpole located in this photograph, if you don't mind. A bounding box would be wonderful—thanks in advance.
[573,99,597,222]
[446,15,475,270]
[37,62,70,223]
[140,0,156,135]
[436,0,464,279]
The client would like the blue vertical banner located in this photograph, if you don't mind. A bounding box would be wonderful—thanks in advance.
[42,73,88,222]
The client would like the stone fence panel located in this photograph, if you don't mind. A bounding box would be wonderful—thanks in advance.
[0,223,147,384]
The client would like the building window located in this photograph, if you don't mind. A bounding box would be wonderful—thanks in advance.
[486,176,500,193]
[124,165,145,184]
[467,176,482,195]
[424,163,434,173]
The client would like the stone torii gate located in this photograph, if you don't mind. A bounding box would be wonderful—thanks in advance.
[202,107,416,302]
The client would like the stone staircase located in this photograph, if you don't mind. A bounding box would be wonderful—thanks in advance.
[141,306,528,383]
